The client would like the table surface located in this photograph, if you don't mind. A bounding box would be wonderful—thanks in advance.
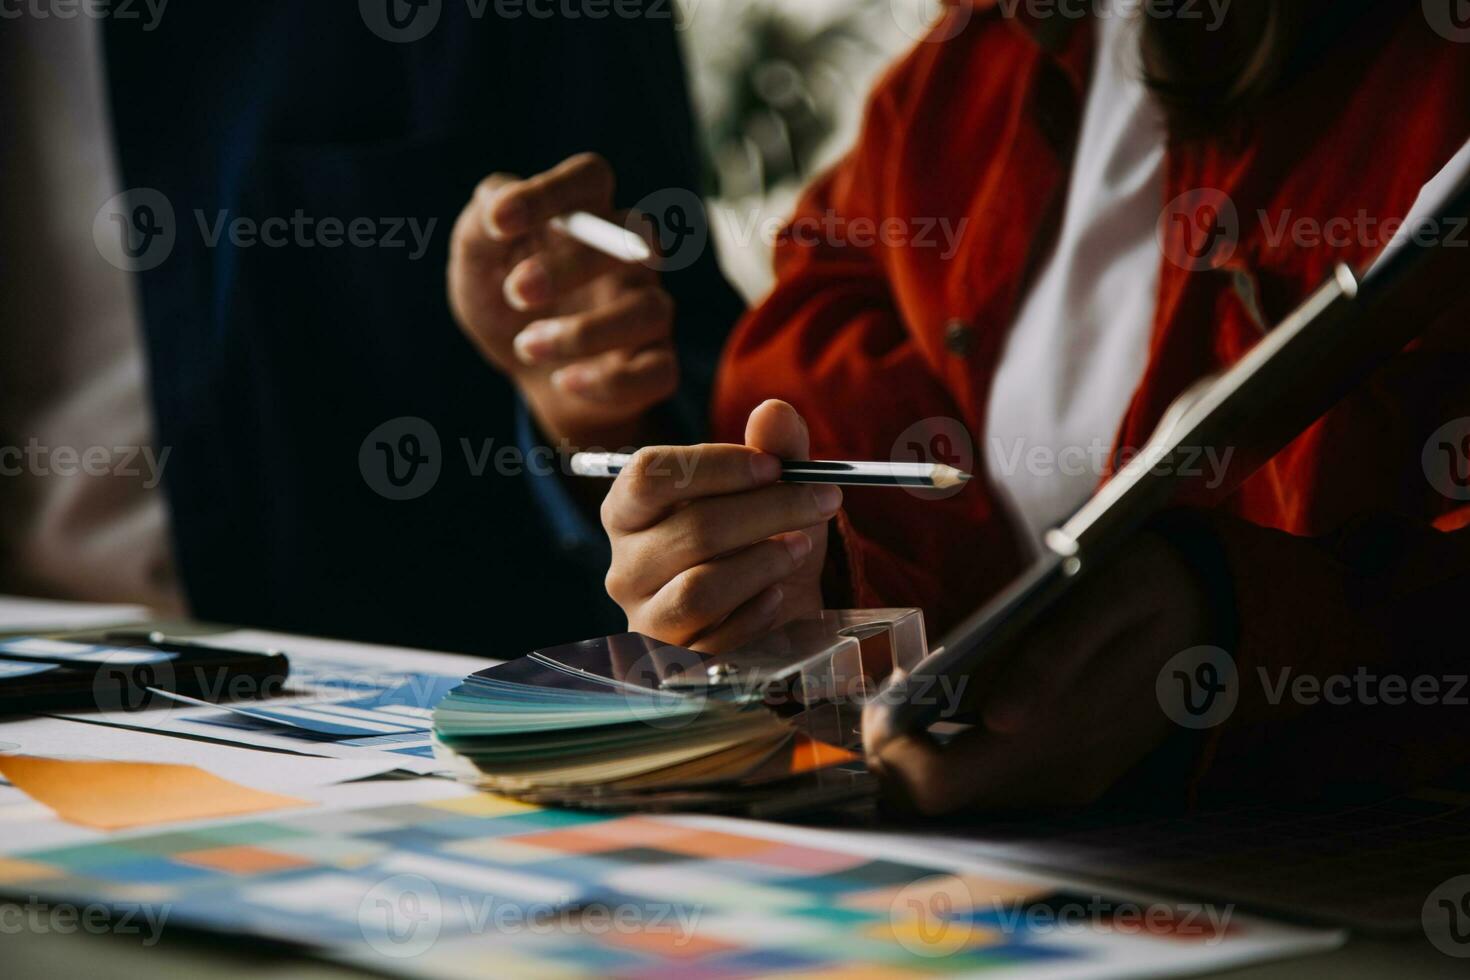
[6,921,1466,979]
[5,617,1463,978]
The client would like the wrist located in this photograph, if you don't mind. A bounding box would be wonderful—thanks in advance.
[517,376,661,452]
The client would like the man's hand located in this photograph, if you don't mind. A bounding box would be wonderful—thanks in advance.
[448,153,676,449]
[863,532,1215,814]
[602,401,834,652]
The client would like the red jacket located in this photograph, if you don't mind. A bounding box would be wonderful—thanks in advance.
[713,3,1470,796]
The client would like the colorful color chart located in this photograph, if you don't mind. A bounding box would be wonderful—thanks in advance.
[0,791,1337,978]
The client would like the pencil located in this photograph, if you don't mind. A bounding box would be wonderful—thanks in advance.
[548,211,652,264]
[569,453,972,489]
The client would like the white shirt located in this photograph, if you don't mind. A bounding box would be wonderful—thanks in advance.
[983,9,1470,551]
[984,7,1164,549]
[0,17,183,612]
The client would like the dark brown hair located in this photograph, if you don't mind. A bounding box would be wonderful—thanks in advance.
[1137,0,1349,137]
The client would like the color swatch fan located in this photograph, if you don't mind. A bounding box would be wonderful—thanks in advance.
[432,611,930,814]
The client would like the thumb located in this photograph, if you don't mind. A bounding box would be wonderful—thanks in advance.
[745,399,810,459]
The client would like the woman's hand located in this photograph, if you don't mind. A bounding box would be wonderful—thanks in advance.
[602,400,839,652]
[863,532,1215,814]
[448,153,675,449]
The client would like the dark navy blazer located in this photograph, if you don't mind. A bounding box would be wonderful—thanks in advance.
[102,3,741,655]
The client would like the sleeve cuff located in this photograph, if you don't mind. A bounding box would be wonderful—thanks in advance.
[513,398,607,558]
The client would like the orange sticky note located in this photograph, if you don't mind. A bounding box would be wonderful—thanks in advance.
[0,755,308,830]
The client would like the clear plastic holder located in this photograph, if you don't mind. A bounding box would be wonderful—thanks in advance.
[524,609,928,751]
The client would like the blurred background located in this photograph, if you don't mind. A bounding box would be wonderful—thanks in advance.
[674,0,930,300]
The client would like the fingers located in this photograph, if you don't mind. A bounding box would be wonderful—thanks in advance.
[550,346,678,407]
[514,287,673,367]
[869,634,1179,816]
[480,153,616,241]
[503,232,633,312]
[980,557,1173,735]
[601,445,785,533]
[637,535,812,648]
[613,484,836,599]
[688,586,786,655]
[654,484,837,574]
[451,173,519,274]
[745,399,811,458]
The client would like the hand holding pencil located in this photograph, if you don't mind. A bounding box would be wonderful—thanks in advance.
[602,400,838,654]
[447,152,675,448]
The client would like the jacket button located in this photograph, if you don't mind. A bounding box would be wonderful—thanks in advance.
[944,319,975,356]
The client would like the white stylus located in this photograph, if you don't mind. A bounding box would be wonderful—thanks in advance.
[548,211,652,264]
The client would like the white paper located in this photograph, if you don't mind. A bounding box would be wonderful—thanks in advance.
[0,594,149,634]
[56,629,498,775]
[0,715,402,794]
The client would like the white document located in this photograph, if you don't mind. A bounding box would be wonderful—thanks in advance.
[56,629,498,775]
[0,715,401,792]
[0,594,148,634]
